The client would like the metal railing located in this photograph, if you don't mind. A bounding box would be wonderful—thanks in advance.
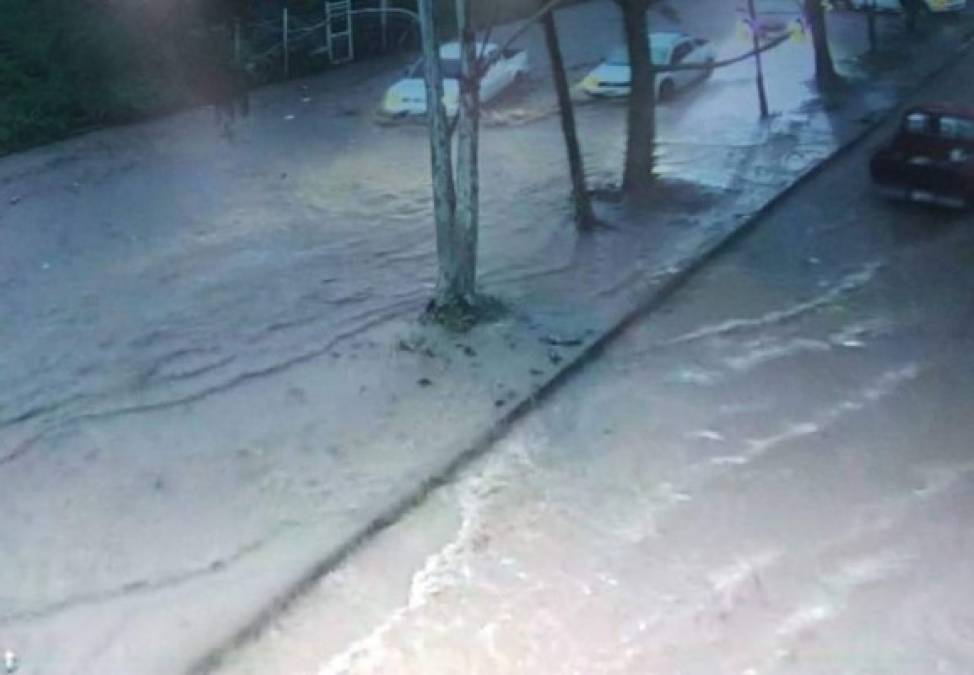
[242,5,421,77]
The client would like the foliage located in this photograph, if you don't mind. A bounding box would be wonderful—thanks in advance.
[0,0,208,153]
[0,0,561,155]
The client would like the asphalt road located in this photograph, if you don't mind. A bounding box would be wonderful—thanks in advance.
[214,33,974,675]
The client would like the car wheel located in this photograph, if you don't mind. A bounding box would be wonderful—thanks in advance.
[658,78,677,102]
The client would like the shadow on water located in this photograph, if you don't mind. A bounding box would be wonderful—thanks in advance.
[884,201,973,245]
[589,175,725,214]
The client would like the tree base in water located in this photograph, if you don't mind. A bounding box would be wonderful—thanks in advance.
[423,294,507,332]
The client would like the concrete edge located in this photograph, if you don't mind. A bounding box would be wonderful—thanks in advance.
[188,28,974,675]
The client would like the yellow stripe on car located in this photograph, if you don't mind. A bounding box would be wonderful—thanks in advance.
[383,91,403,111]
[736,19,752,43]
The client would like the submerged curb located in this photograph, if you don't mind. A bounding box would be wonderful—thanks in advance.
[191,27,974,675]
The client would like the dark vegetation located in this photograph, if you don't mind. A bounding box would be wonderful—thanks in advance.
[0,0,230,153]
[0,0,548,155]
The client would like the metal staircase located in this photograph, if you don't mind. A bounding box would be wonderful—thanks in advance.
[324,0,354,64]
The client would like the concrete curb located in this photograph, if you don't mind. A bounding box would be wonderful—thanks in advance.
[190,27,974,675]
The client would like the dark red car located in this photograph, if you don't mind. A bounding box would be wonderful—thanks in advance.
[870,103,974,208]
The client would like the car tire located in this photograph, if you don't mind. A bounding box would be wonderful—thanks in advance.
[659,78,677,102]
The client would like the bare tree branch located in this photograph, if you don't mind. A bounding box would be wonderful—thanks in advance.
[652,32,790,74]
[479,0,571,70]
[477,2,500,67]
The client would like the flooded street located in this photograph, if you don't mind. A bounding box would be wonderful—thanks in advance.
[216,47,974,675]
[2,1,974,672]
[0,0,881,447]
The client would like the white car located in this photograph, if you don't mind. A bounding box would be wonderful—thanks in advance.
[580,32,716,100]
[848,0,966,12]
[734,5,800,38]
[379,42,529,117]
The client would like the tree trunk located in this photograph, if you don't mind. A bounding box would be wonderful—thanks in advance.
[454,0,479,304]
[747,0,770,117]
[620,1,656,194]
[804,0,838,87]
[901,0,922,32]
[417,0,460,308]
[542,9,596,229]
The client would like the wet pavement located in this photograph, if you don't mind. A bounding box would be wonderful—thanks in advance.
[1,1,973,673]
[214,41,974,675]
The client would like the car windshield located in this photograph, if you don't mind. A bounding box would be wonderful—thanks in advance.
[940,116,974,141]
[439,58,463,79]
[904,112,974,141]
[606,43,671,66]
[410,58,463,80]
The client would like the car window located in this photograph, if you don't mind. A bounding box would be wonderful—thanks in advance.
[939,116,974,141]
[607,46,630,66]
[672,42,693,64]
[606,43,671,66]
[905,112,931,134]
[651,44,670,65]
[409,58,469,80]
[440,59,463,79]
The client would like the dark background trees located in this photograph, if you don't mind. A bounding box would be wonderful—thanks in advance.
[0,0,243,153]
[0,0,553,155]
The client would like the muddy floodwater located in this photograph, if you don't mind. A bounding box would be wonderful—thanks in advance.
[3,0,974,672]
[216,36,974,675]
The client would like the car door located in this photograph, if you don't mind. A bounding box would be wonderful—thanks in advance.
[688,38,712,79]
[480,50,506,103]
[670,40,695,88]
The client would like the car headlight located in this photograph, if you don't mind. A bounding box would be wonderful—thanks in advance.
[383,90,403,110]
[581,74,599,90]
